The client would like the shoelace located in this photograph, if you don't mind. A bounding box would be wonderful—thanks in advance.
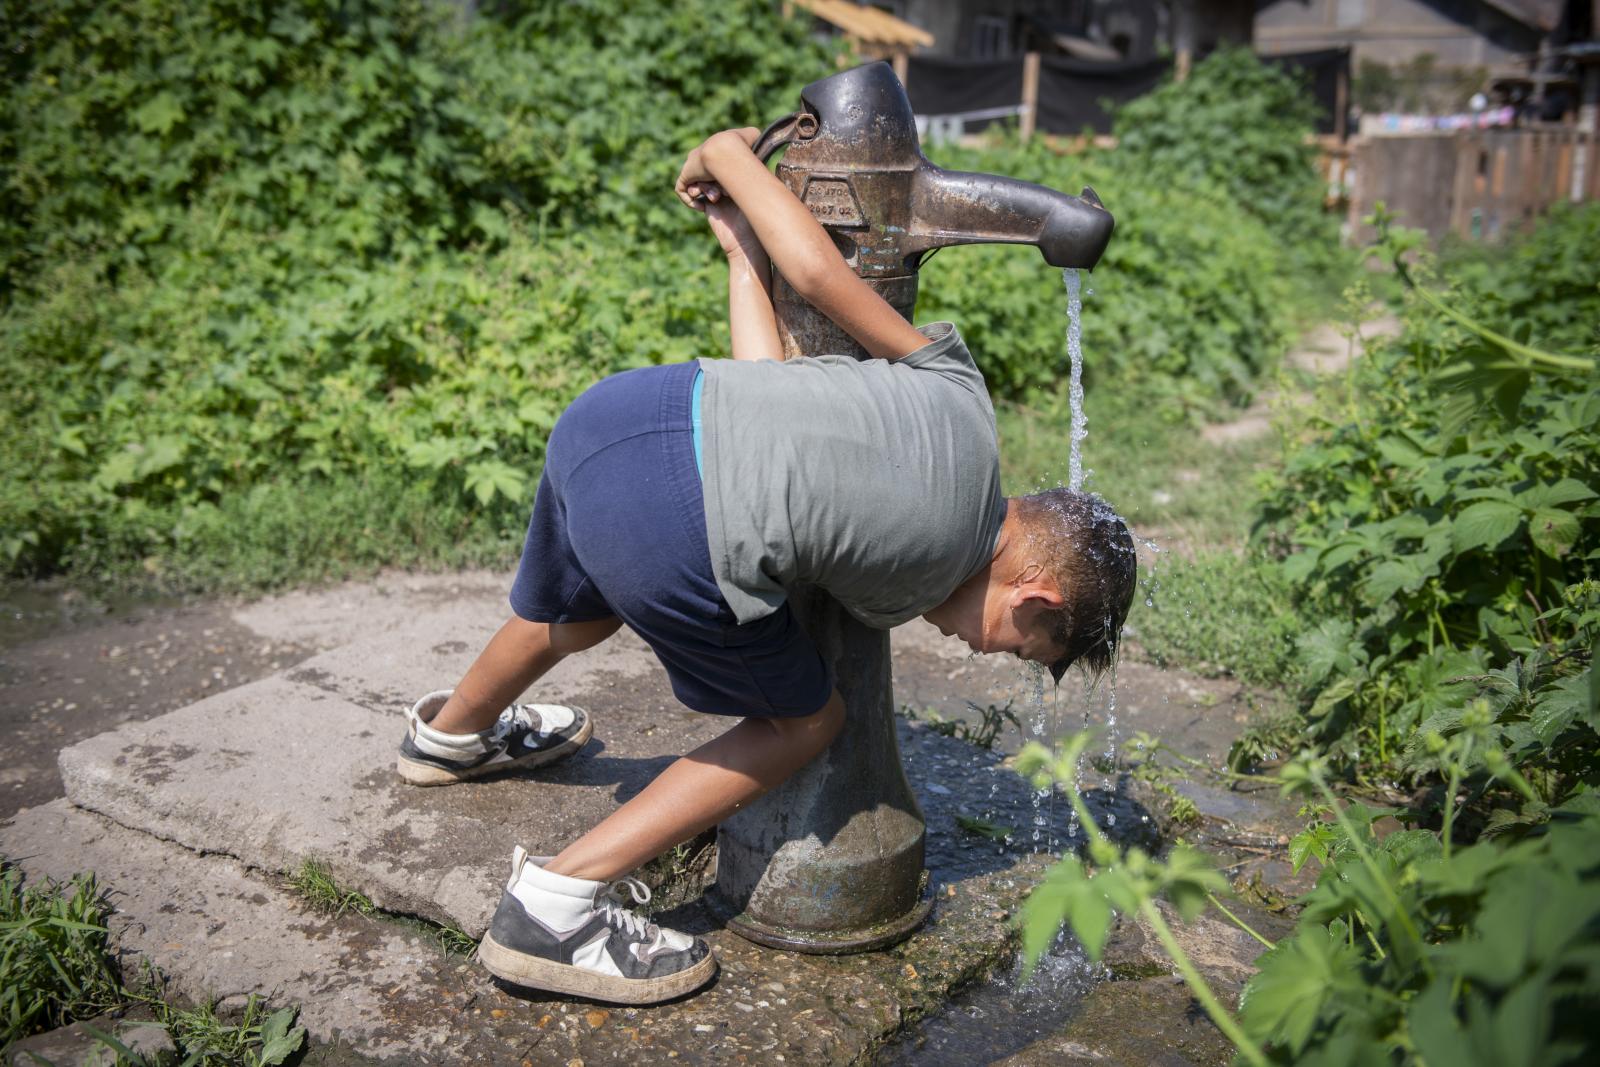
[489,703,540,743]
[597,877,657,941]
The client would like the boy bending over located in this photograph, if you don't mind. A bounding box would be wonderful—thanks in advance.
[395,127,1137,1004]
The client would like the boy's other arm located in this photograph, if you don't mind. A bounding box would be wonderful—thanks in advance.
[695,193,784,362]
[678,130,929,361]
[725,247,783,362]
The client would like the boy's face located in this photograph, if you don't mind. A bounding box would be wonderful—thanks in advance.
[941,573,1066,668]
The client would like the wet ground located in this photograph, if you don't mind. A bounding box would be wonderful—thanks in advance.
[0,585,315,819]
[1,572,1306,1065]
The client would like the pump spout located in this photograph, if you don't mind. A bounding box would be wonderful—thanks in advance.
[905,171,1114,270]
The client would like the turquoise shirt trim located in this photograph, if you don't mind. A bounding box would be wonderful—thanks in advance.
[691,369,704,479]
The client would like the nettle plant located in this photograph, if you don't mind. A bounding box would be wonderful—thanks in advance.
[1255,208,1599,773]
[1018,721,1600,1066]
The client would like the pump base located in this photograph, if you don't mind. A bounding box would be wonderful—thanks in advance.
[708,884,932,955]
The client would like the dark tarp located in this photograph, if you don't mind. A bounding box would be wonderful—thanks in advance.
[905,55,1024,129]
[1035,53,1171,134]
[906,52,1170,135]
[908,47,1346,138]
[1263,47,1352,136]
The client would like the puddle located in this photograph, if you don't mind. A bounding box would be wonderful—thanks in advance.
[0,581,184,649]
[878,936,1101,1066]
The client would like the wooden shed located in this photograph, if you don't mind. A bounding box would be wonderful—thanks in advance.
[785,0,935,81]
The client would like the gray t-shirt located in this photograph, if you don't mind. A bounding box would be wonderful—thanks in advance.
[695,322,1005,629]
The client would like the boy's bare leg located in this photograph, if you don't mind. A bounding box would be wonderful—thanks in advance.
[429,615,622,735]
[544,690,846,881]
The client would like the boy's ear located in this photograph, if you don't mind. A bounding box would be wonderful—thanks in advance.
[1011,582,1064,612]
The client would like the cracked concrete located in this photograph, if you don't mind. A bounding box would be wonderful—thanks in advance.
[5,571,1302,1064]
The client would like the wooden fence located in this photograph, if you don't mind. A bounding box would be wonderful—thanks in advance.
[1347,125,1598,243]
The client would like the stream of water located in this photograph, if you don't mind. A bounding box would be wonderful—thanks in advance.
[897,268,1136,1061]
[1064,268,1089,493]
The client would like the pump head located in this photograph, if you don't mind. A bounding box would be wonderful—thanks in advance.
[754,62,1114,275]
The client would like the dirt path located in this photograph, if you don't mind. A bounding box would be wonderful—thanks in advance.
[1199,313,1400,447]
[0,595,313,819]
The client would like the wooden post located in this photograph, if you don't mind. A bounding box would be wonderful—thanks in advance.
[1020,51,1040,142]
[892,49,908,88]
[1173,0,1192,83]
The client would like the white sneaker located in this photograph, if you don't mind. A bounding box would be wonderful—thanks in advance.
[396,690,592,786]
[477,847,717,1004]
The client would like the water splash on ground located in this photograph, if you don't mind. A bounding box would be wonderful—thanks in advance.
[878,933,1102,1066]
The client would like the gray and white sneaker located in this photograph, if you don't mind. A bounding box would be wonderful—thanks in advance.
[396,690,592,786]
[477,846,717,1004]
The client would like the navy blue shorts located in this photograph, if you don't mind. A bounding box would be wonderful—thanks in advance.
[509,361,834,718]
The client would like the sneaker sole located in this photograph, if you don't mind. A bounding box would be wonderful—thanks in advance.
[395,713,595,787]
[477,931,717,1004]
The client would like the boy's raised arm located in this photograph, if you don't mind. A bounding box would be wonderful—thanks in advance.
[677,129,928,361]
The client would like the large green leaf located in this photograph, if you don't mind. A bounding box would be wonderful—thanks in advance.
[1239,927,1365,1054]
[1527,507,1580,558]
[132,90,186,135]
[1516,478,1596,510]
[1530,672,1592,745]
[1451,499,1523,553]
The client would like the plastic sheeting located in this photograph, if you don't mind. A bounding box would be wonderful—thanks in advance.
[1262,48,1352,135]
[1035,54,1171,134]
[906,52,1169,135]
[905,48,1352,139]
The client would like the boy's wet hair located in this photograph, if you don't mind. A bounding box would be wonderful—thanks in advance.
[1011,489,1137,684]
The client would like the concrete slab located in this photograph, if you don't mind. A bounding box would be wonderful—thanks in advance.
[56,662,726,937]
[1,801,489,1062]
[228,571,509,654]
[1,798,1052,1066]
[39,578,1294,1064]
[278,599,662,715]
[52,608,1183,942]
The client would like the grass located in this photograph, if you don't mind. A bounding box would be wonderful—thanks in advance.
[1131,549,1306,689]
[286,859,377,919]
[0,865,124,1049]
[287,858,475,958]
[0,860,305,1065]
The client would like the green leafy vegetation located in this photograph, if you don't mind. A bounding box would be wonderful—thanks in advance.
[1,14,1339,591]
[145,995,306,1067]
[0,866,124,1048]
[900,700,1022,751]
[1021,730,1600,1066]
[1114,46,1338,276]
[0,863,304,1064]
[1020,205,1599,1063]
[1255,206,1598,775]
[0,0,826,588]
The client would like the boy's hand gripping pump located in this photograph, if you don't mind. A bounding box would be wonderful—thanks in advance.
[709,62,1115,953]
